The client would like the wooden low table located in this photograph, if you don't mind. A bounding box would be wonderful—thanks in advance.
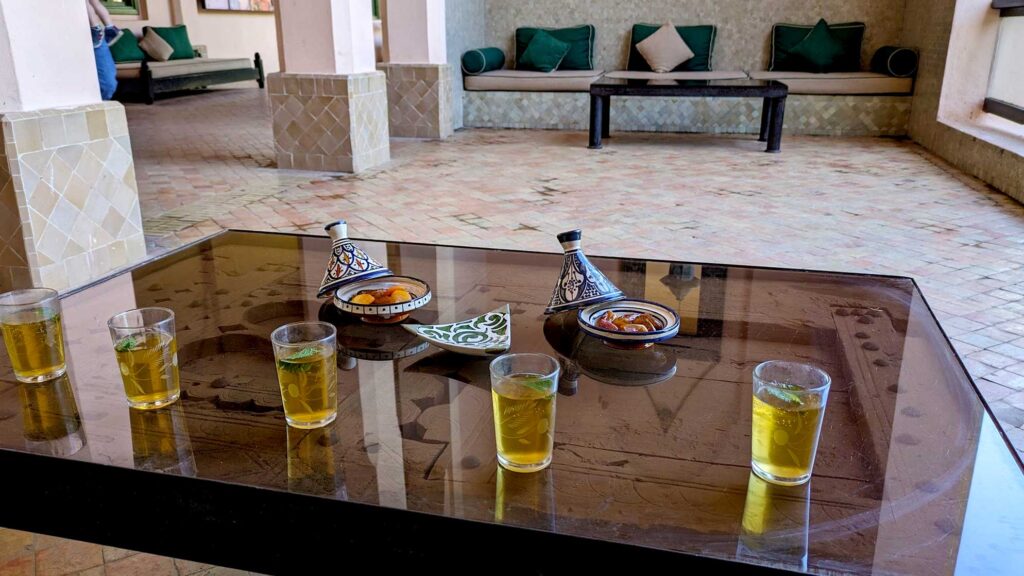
[589,77,789,152]
[2,230,1023,573]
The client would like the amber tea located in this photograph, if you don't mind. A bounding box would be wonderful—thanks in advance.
[276,346,338,428]
[490,354,560,473]
[751,361,830,486]
[109,308,180,410]
[271,322,338,429]
[114,332,180,409]
[0,289,66,383]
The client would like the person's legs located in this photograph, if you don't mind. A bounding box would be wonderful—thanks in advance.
[87,0,114,27]
[87,2,118,100]
[85,1,102,28]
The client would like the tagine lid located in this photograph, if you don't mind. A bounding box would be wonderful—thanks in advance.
[544,229,625,314]
[317,220,393,298]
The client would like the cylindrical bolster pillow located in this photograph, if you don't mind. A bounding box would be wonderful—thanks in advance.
[462,47,505,75]
[871,46,918,78]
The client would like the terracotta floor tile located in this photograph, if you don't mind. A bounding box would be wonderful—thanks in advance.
[34,540,103,576]
[103,553,173,576]
[0,555,34,576]
[0,530,33,563]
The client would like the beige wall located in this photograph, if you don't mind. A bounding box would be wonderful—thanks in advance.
[901,0,1024,202]
[485,0,905,72]
[113,0,279,73]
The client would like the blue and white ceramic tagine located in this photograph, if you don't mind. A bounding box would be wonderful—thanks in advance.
[317,220,392,298]
[544,229,625,314]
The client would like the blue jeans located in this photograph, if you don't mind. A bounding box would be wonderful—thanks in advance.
[92,26,118,100]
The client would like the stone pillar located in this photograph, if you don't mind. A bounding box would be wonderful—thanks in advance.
[269,0,390,173]
[378,0,453,139]
[0,0,145,292]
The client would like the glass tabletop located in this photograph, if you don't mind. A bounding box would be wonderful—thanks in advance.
[1,230,1022,574]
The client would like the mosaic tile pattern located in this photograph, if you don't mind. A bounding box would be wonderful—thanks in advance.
[268,71,390,173]
[902,0,1024,203]
[0,102,145,292]
[378,63,454,139]
[0,134,29,292]
[464,91,911,136]
[485,0,904,73]
[445,0,487,130]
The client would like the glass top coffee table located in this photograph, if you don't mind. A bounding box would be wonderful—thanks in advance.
[1,230,1022,574]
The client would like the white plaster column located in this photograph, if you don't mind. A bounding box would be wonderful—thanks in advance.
[269,0,390,173]
[0,0,145,292]
[378,0,454,139]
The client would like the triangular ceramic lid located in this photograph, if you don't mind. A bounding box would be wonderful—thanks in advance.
[317,220,392,298]
[544,230,625,314]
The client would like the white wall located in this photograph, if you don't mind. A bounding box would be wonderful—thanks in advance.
[0,0,100,112]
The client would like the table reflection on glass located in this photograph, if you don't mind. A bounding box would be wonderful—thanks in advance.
[1,230,1022,574]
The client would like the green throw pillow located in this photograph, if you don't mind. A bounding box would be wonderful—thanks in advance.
[627,24,717,72]
[462,47,505,75]
[108,30,145,63]
[143,25,194,60]
[787,19,844,73]
[770,21,864,72]
[515,25,595,70]
[518,30,570,73]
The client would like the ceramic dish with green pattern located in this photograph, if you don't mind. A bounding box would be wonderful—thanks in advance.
[402,305,511,356]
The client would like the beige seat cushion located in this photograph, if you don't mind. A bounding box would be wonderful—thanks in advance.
[604,70,748,81]
[636,23,695,73]
[748,71,913,95]
[465,69,604,92]
[138,29,174,62]
[116,58,254,80]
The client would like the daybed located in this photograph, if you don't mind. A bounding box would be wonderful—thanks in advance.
[110,25,265,104]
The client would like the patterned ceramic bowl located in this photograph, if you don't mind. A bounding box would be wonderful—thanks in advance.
[333,276,432,324]
[577,299,680,349]
[403,305,511,356]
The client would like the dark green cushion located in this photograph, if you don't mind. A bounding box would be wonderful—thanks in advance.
[515,25,594,70]
[108,30,145,63]
[627,24,717,72]
[787,19,844,73]
[462,47,505,75]
[518,30,571,73]
[770,21,864,72]
[143,25,194,60]
[870,46,918,77]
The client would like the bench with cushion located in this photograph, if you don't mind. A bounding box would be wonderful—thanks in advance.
[463,25,603,93]
[110,25,265,104]
[749,20,916,96]
[461,19,916,136]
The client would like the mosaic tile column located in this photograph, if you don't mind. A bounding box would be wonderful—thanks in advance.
[268,71,391,173]
[378,64,453,140]
[0,102,145,292]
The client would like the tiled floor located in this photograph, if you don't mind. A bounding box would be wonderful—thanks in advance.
[5,87,1024,574]
[0,528,262,576]
[132,89,1024,455]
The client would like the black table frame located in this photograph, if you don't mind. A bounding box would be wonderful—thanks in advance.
[588,79,789,153]
[4,228,1020,575]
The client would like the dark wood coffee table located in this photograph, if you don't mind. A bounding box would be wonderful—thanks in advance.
[589,77,789,152]
[2,230,1023,573]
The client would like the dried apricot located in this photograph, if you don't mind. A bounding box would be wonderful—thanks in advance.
[351,293,375,305]
[390,289,412,303]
